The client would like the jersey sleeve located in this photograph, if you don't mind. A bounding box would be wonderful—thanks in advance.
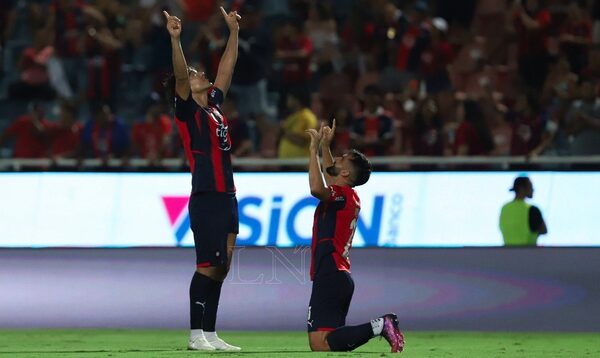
[529,205,545,233]
[174,93,195,122]
[208,86,224,107]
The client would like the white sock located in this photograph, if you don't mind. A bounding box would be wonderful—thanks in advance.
[204,331,218,342]
[370,318,384,336]
[190,329,204,341]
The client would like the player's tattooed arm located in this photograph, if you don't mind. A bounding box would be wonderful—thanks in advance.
[306,125,330,201]
[320,119,336,186]
[214,6,241,97]
[164,10,190,99]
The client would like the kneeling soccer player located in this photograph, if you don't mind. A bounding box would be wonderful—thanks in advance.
[304,121,405,353]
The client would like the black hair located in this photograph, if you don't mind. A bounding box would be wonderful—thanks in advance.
[163,66,197,109]
[348,149,372,187]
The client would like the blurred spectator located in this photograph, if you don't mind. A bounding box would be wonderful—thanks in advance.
[351,85,394,156]
[48,0,88,97]
[278,89,318,158]
[8,30,56,100]
[565,79,600,154]
[513,0,552,90]
[83,5,123,112]
[228,2,275,119]
[395,1,431,75]
[559,1,592,76]
[419,18,454,94]
[454,99,495,155]
[274,18,313,112]
[221,95,253,158]
[0,102,51,158]
[189,13,225,79]
[329,106,353,154]
[506,93,543,156]
[80,104,129,160]
[49,100,82,159]
[542,56,578,104]
[407,97,444,156]
[131,104,172,163]
[305,1,340,76]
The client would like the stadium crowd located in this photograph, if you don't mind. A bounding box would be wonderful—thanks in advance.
[1,0,600,169]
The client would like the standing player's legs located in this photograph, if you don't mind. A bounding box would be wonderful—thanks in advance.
[188,193,240,351]
[307,271,405,353]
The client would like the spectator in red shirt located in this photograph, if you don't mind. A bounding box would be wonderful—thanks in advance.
[49,100,83,159]
[454,99,495,155]
[0,102,51,158]
[131,104,172,163]
[8,31,56,100]
[351,85,395,156]
[513,0,552,90]
[559,0,592,76]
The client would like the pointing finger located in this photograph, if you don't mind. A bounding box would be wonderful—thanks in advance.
[220,6,228,17]
[332,118,336,133]
[163,10,170,19]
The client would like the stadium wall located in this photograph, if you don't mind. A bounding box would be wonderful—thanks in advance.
[1,248,598,331]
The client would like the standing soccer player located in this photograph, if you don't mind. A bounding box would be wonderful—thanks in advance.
[163,7,241,351]
[304,121,405,353]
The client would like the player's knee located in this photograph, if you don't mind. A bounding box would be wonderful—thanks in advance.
[308,334,330,351]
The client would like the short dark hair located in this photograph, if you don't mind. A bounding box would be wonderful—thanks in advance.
[348,149,372,187]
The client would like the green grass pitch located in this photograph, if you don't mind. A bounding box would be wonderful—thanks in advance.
[1,330,600,357]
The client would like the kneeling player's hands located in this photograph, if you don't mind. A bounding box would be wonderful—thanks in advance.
[306,125,324,152]
[321,119,336,148]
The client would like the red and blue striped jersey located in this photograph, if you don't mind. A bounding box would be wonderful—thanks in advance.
[310,185,360,280]
[174,87,235,194]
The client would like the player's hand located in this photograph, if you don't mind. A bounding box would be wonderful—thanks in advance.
[306,125,324,152]
[321,118,336,147]
[220,6,241,32]
[163,11,182,39]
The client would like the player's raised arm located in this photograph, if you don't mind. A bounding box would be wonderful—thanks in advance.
[306,125,330,201]
[163,10,190,100]
[320,119,336,186]
[214,6,240,97]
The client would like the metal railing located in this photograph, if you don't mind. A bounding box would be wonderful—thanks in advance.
[1,156,600,171]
